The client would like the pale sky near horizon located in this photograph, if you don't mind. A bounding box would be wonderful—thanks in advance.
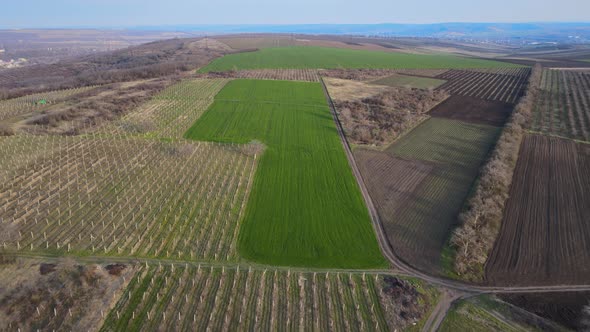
[1,0,588,28]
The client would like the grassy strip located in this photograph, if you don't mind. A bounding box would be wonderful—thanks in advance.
[199,46,524,72]
[185,79,385,268]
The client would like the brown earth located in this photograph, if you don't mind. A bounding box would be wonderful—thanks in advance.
[354,149,447,272]
[500,292,590,331]
[429,95,514,127]
[486,134,590,286]
[324,77,390,101]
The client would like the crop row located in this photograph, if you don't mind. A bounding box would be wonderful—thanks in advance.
[446,67,531,77]
[531,69,590,142]
[0,133,258,261]
[376,118,501,272]
[486,135,590,285]
[437,69,531,103]
[100,265,391,332]
[98,79,229,139]
[185,79,385,268]
[0,86,97,121]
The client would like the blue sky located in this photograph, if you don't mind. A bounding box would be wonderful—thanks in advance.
[1,0,589,28]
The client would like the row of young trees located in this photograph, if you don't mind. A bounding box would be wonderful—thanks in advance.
[0,134,257,261]
[100,264,397,332]
[450,64,542,281]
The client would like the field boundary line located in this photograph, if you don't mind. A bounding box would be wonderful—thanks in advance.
[319,75,590,295]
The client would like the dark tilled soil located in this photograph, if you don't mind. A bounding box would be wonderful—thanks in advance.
[486,135,590,286]
[39,263,56,275]
[429,95,514,127]
[354,149,447,274]
[500,292,590,331]
[105,263,126,276]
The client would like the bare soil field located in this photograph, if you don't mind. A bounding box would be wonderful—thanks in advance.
[500,292,590,331]
[324,77,391,101]
[429,95,514,126]
[486,134,590,286]
[436,68,531,104]
[198,69,320,82]
[354,118,500,274]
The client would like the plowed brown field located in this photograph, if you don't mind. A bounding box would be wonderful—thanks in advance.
[429,95,514,126]
[486,134,590,285]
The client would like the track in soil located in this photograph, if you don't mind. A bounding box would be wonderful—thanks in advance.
[486,134,590,286]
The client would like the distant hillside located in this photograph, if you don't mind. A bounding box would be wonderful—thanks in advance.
[136,23,590,43]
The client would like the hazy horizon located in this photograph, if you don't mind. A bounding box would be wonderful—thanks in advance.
[2,0,589,29]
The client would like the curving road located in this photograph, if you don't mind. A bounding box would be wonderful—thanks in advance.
[319,76,590,296]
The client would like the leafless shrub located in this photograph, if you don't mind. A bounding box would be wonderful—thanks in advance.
[0,37,229,101]
[450,64,542,281]
[20,77,178,135]
[335,88,449,146]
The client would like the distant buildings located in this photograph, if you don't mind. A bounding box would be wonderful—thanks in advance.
[0,57,28,69]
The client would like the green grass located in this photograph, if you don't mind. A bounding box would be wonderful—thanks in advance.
[199,46,524,72]
[387,118,500,168]
[184,79,386,268]
[370,74,446,89]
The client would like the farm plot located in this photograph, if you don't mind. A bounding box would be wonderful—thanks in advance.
[531,69,590,142]
[486,135,590,286]
[214,36,297,49]
[0,86,97,122]
[98,79,229,139]
[199,46,523,72]
[436,68,531,104]
[321,69,447,82]
[355,118,501,273]
[0,134,258,261]
[370,74,446,89]
[429,95,514,127]
[200,69,320,82]
[100,264,436,332]
[185,79,385,268]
